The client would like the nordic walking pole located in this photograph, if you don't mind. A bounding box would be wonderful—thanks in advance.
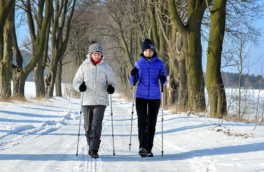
[76,92,84,156]
[161,73,164,157]
[129,74,136,150]
[110,94,115,156]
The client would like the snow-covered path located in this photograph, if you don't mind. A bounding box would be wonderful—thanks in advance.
[1,94,264,171]
[0,98,196,172]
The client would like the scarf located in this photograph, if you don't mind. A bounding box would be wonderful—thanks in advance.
[90,57,102,66]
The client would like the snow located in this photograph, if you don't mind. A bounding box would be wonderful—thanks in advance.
[0,82,264,171]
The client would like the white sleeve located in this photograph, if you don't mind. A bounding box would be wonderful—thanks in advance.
[72,65,84,92]
[106,64,117,90]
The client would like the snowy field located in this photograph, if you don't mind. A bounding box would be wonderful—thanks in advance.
[0,82,264,172]
[205,87,264,122]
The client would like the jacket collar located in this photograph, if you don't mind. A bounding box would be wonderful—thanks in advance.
[86,55,105,66]
[140,55,159,63]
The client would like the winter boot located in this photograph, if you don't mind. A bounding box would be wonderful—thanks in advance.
[88,147,91,155]
[146,152,153,157]
[90,150,99,159]
[139,148,147,158]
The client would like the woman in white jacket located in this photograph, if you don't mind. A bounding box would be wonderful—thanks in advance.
[73,42,116,159]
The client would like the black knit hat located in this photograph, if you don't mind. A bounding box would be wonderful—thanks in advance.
[142,39,155,53]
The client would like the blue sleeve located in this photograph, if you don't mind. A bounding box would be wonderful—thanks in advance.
[159,62,168,86]
[129,64,139,86]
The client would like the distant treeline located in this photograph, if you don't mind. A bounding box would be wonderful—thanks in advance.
[220,72,264,89]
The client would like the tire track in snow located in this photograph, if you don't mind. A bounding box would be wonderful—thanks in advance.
[0,126,37,150]
[0,111,77,151]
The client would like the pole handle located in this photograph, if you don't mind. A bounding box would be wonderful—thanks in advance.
[134,72,136,86]
[161,72,164,92]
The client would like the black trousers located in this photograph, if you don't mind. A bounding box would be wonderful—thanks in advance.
[82,105,106,151]
[136,98,161,152]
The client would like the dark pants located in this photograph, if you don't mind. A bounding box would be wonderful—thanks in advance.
[82,105,106,151]
[136,98,161,152]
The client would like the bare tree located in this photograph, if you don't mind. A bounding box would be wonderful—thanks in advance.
[205,0,227,118]
[168,0,207,111]
[101,0,148,90]
[11,0,52,99]
[44,0,77,98]
[229,27,257,121]
[0,0,15,101]
[60,0,102,97]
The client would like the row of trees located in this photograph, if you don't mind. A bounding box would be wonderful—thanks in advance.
[0,0,76,100]
[222,72,264,89]
[1,0,262,119]
[96,0,262,118]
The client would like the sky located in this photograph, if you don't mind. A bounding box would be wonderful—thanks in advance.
[206,18,264,76]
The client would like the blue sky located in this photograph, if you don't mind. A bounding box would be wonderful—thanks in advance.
[202,18,264,75]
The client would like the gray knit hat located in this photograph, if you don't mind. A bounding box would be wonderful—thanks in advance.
[88,43,103,57]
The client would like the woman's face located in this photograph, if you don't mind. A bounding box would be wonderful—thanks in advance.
[143,49,154,58]
[91,51,102,61]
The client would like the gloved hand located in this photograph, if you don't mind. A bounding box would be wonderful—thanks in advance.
[79,81,87,92]
[131,67,138,76]
[160,75,166,84]
[107,85,115,94]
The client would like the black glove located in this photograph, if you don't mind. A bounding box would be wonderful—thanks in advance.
[160,75,166,84]
[107,85,115,94]
[79,81,87,92]
[131,67,138,76]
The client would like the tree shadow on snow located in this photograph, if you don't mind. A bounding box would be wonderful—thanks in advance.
[155,124,211,135]
[21,107,64,113]
[0,142,263,161]
[0,110,61,118]
[0,117,47,123]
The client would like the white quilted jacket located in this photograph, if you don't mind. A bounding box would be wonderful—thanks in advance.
[73,57,117,106]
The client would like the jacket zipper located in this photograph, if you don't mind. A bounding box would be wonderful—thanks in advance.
[95,65,97,104]
[148,61,150,99]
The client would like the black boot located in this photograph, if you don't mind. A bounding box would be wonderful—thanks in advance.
[139,148,147,158]
[90,150,99,159]
[146,152,153,157]
[146,148,153,157]
[88,147,91,155]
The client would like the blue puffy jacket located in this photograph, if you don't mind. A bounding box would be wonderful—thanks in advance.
[129,55,167,99]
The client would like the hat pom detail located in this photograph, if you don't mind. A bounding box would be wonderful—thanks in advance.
[144,39,151,42]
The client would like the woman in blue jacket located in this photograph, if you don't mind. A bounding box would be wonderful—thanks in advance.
[130,39,167,157]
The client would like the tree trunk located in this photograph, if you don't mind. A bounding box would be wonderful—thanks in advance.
[11,0,52,100]
[0,3,13,101]
[178,59,188,111]
[55,59,62,97]
[238,71,242,120]
[168,0,208,111]
[33,54,45,97]
[167,55,179,106]
[12,72,27,100]
[44,0,76,98]
[206,0,227,118]
[45,67,56,98]
[175,32,187,111]
[0,0,15,33]
[184,25,206,111]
